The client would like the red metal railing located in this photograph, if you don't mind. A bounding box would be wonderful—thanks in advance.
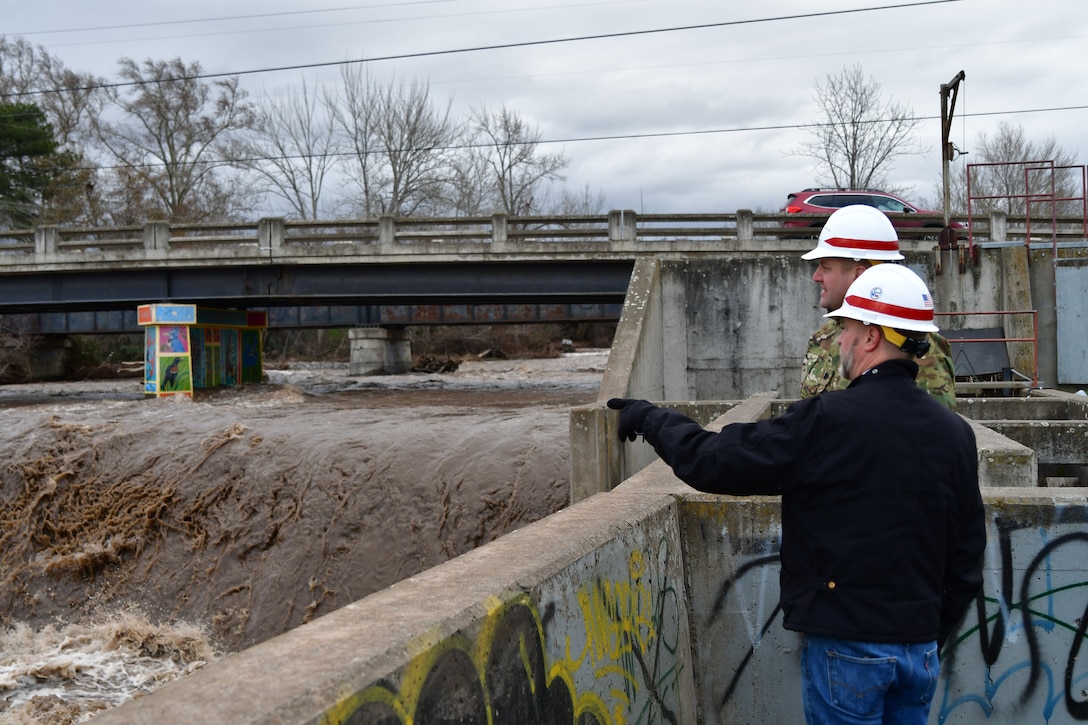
[966,160,1088,264]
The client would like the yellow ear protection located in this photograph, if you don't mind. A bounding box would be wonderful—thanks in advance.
[880,326,931,358]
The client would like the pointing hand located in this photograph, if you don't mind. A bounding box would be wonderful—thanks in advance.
[606,398,656,442]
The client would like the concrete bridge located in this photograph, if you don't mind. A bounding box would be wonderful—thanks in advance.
[0,209,969,374]
[1,207,1077,334]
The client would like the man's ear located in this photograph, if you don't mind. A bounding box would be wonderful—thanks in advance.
[852,262,869,280]
[863,324,883,352]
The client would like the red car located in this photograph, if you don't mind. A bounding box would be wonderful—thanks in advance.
[782,189,959,230]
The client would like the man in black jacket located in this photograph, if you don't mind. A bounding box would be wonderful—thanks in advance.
[609,264,985,725]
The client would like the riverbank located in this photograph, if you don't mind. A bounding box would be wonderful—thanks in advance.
[0,351,607,724]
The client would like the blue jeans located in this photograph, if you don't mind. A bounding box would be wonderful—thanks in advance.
[801,634,940,725]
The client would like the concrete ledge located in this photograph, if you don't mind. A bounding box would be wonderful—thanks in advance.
[965,418,1039,487]
[957,394,1088,421]
[570,400,750,501]
[93,489,697,724]
[570,394,779,502]
[982,420,1088,466]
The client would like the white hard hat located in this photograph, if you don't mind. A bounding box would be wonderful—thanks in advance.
[826,263,939,333]
[801,204,905,261]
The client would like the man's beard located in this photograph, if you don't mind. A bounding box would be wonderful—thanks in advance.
[839,344,855,381]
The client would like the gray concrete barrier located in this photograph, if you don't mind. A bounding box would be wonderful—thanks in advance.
[94,439,1088,724]
[93,486,699,724]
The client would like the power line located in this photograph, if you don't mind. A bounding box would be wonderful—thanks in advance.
[2,0,963,99]
[8,1,461,36]
[63,103,1088,174]
[12,1,646,51]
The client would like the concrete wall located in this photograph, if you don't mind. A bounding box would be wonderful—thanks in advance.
[570,248,1048,498]
[659,477,1088,724]
[93,488,700,724]
[94,437,1088,725]
[596,245,956,407]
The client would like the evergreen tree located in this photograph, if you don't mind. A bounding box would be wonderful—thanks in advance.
[0,101,58,228]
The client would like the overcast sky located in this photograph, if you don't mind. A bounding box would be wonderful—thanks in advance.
[5,0,1086,215]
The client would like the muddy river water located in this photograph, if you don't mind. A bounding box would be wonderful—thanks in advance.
[0,352,607,723]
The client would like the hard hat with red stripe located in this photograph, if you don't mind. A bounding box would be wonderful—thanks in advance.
[826,263,939,333]
[801,204,905,261]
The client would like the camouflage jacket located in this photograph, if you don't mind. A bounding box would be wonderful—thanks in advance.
[800,318,957,409]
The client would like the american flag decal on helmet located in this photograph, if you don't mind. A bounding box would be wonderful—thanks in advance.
[922,293,933,308]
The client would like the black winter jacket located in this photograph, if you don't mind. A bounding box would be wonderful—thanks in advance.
[639,359,985,647]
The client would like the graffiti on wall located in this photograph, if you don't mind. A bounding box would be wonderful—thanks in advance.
[705,512,1088,723]
[322,542,686,725]
[937,518,1088,721]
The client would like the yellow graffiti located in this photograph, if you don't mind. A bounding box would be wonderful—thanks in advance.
[322,631,484,725]
[322,548,674,725]
[577,551,657,668]
[548,663,617,724]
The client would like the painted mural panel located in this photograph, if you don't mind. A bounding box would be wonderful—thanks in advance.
[204,328,220,388]
[157,326,189,355]
[222,329,238,387]
[157,355,190,394]
[241,330,262,383]
[144,327,156,393]
[191,332,205,388]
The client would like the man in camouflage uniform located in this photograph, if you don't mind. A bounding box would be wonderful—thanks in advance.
[799,205,956,409]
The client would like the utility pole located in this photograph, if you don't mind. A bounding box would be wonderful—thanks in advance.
[940,71,966,272]
[940,70,965,226]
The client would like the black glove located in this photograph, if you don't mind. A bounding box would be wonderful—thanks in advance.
[607,398,656,442]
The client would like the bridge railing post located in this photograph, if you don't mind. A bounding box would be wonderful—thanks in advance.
[737,209,754,249]
[491,213,508,251]
[33,225,58,256]
[990,210,1007,244]
[259,217,285,254]
[608,210,637,243]
[143,221,171,251]
[378,215,395,245]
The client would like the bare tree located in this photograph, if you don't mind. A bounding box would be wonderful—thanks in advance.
[329,67,459,217]
[550,183,607,215]
[0,36,108,224]
[445,142,493,217]
[372,76,459,216]
[0,36,105,148]
[95,58,254,223]
[326,65,382,217]
[231,78,337,220]
[792,64,923,190]
[942,121,1080,216]
[467,104,567,215]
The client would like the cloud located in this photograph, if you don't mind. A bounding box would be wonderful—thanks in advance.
[6,0,1087,215]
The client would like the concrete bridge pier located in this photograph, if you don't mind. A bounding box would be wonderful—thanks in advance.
[348,327,411,375]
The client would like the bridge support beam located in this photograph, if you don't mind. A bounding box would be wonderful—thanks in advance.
[349,327,411,376]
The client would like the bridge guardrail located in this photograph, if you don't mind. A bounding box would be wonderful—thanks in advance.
[1,210,1083,262]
